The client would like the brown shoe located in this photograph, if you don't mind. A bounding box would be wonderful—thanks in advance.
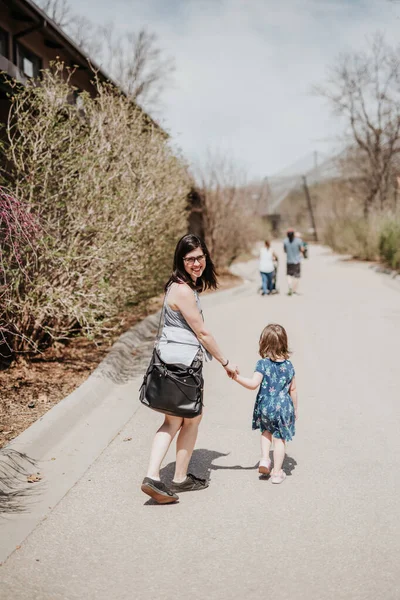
[141,477,179,504]
[258,459,271,475]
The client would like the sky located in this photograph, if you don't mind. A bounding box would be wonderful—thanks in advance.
[67,0,400,179]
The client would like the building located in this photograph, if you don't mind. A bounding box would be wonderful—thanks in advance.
[0,0,160,130]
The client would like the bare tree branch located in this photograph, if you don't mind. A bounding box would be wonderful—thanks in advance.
[193,152,261,266]
[37,1,175,112]
[92,25,175,111]
[36,0,73,28]
[315,33,400,217]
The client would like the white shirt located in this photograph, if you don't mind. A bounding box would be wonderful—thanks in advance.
[259,247,274,273]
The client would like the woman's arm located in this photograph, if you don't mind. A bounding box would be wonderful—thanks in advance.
[171,284,239,375]
[290,376,298,419]
[233,372,263,390]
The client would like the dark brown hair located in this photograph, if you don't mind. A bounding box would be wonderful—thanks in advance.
[287,231,295,243]
[264,240,270,248]
[259,323,290,360]
[165,234,218,292]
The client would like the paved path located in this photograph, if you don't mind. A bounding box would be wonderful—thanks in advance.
[1,245,399,600]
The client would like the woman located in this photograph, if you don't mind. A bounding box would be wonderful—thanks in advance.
[259,240,278,295]
[141,234,239,504]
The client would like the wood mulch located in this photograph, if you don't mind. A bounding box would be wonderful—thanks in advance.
[0,271,242,448]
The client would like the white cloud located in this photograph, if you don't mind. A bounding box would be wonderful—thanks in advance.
[68,0,400,177]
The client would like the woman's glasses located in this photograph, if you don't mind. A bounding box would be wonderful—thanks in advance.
[183,254,206,266]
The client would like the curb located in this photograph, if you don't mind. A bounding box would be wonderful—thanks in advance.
[369,263,400,282]
[0,279,251,564]
[0,310,161,564]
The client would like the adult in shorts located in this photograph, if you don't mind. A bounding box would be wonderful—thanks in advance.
[283,228,304,296]
[141,234,239,504]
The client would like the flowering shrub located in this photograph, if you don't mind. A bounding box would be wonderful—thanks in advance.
[1,64,189,358]
[0,188,39,269]
[0,189,40,359]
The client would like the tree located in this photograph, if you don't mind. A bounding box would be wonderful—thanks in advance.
[195,153,261,267]
[316,33,400,218]
[37,0,73,28]
[36,0,175,112]
[99,26,175,110]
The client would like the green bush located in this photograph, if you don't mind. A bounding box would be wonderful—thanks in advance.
[379,219,400,270]
[323,217,380,261]
[1,64,190,357]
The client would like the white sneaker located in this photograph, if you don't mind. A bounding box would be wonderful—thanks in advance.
[271,470,286,484]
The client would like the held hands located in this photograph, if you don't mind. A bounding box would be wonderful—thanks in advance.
[231,370,239,381]
[224,362,239,379]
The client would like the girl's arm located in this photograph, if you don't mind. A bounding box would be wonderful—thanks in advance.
[233,371,263,390]
[172,283,239,376]
[290,376,298,419]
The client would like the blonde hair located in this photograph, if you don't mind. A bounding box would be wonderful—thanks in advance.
[259,323,290,360]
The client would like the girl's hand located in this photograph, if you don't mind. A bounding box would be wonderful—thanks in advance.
[233,371,262,390]
[295,408,299,420]
[225,362,239,378]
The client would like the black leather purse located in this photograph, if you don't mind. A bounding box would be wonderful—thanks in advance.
[139,296,204,418]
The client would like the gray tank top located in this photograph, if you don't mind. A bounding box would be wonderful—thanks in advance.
[163,286,202,332]
[158,284,211,365]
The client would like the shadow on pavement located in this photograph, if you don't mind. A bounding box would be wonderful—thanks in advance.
[0,449,42,516]
[160,449,258,484]
[161,448,298,481]
[143,449,298,504]
[281,453,297,476]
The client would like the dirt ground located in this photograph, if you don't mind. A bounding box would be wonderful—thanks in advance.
[0,271,241,448]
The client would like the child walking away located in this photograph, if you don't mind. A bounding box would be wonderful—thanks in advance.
[233,324,298,484]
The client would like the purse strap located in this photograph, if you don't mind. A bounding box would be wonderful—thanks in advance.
[155,286,171,345]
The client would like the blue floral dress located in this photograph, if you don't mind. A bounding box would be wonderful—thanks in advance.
[252,358,295,441]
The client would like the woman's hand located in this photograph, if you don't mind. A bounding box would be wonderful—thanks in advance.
[224,362,239,378]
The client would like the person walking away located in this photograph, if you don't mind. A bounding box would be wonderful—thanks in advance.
[259,240,278,296]
[233,323,298,484]
[284,228,304,296]
[141,234,239,504]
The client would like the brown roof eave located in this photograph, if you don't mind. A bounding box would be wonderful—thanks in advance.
[10,0,114,83]
[9,0,167,135]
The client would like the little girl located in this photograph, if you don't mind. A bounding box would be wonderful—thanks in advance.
[233,323,298,484]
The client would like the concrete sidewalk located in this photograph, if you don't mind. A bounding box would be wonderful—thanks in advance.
[1,245,399,600]
[0,275,252,565]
